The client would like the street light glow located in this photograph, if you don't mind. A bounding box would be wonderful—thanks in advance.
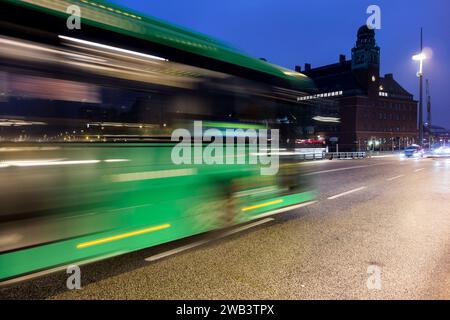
[412,52,426,61]
[412,51,427,77]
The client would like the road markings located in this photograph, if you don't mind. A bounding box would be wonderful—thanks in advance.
[303,163,389,176]
[299,160,331,166]
[370,154,397,158]
[386,175,404,181]
[144,218,274,262]
[414,168,425,172]
[327,187,367,200]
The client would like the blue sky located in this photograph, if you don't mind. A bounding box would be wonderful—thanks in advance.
[111,0,450,128]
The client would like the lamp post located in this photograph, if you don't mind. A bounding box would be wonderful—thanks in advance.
[412,28,426,147]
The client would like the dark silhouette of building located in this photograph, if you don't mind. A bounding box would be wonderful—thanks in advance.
[299,25,418,151]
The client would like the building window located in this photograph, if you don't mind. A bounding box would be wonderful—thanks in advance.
[298,90,343,101]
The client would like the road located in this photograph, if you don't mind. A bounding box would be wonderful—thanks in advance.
[1,156,450,299]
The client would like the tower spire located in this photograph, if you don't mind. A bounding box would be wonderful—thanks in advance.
[351,25,380,96]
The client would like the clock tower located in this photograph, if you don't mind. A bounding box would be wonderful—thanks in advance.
[351,25,380,97]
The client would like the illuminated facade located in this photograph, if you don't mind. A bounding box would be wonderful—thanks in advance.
[297,25,418,151]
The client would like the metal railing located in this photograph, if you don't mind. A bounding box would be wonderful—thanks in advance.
[326,152,366,160]
[294,152,326,161]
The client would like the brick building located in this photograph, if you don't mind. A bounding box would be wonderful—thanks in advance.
[297,25,418,151]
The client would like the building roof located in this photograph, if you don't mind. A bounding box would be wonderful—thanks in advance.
[379,74,413,99]
[357,25,375,38]
[303,60,414,100]
[303,60,365,95]
[301,24,414,101]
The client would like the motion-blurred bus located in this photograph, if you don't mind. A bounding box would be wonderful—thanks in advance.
[0,0,317,283]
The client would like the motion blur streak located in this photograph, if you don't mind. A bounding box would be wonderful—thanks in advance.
[241,199,284,212]
[76,224,172,249]
[1,159,100,167]
[110,168,197,182]
[0,0,316,282]
[58,35,168,61]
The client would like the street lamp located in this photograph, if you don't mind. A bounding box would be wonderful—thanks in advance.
[367,139,379,154]
[375,140,380,151]
[412,29,427,147]
[412,52,426,76]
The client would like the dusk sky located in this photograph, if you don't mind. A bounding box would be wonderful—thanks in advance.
[111,0,450,128]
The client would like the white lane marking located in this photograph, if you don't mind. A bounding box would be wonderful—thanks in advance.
[370,154,397,158]
[414,168,425,172]
[299,160,331,166]
[145,218,274,262]
[248,200,317,220]
[327,187,367,200]
[111,168,197,182]
[304,163,389,176]
[386,175,404,181]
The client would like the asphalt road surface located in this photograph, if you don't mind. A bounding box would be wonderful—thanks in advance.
[2,155,450,299]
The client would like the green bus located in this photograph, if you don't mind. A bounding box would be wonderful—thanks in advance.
[0,0,316,283]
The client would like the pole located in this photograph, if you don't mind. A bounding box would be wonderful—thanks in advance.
[426,79,432,149]
[418,28,424,146]
[419,73,423,145]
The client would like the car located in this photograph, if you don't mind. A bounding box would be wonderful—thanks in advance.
[431,143,450,157]
[404,145,424,158]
